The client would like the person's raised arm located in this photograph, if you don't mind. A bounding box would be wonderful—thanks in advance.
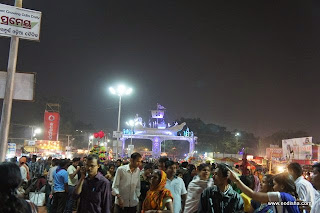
[227,168,269,203]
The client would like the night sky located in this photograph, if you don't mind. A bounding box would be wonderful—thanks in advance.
[0,1,318,139]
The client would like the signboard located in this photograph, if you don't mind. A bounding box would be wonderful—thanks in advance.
[113,131,122,138]
[0,72,35,101]
[282,137,313,160]
[7,143,16,156]
[28,140,35,146]
[266,148,283,160]
[43,111,60,141]
[0,3,42,40]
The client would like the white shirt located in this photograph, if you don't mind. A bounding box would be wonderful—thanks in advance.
[184,178,213,213]
[311,190,320,213]
[165,176,187,213]
[20,166,28,182]
[112,164,141,207]
[67,165,78,186]
[48,166,57,186]
[295,176,316,204]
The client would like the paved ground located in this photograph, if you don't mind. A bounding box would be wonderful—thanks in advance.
[38,207,77,213]
[38,207,47,213]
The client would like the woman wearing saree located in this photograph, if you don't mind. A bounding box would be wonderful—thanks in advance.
[142,169,173,213]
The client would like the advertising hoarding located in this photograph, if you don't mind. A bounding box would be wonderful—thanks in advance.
[0,71,35,101]
[0,3,41,40]
[282,137,313,160]
[44,111,60,141]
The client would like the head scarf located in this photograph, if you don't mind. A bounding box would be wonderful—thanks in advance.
[142,170,173,212]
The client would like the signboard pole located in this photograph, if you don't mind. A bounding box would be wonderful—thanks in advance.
[0,0,22,162]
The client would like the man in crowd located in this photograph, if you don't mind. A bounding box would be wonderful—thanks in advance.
[52,159,69,213]
[165,160,187,213]
[65,157,81,213]
[112,152,142,213]
[288,163,316,206]
[19,156,30,183]
[311,163,320,213]
[28,155,38,179]
[158,156,168,171]
[198,163,244,212]
[115,159,122,170]
[74,154,111,213]
[47,158,59,213]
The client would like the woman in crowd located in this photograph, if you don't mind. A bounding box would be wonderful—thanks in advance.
[184,163,213,213]
[142,169,173,213]
[228,169,300,213]
[105,164,116,182]
[0,162,37,213]
[251,174,274,213]
[140,163,153,212]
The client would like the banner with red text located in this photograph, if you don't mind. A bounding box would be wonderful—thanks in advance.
[44,111,60,141]
[0,3,42,40]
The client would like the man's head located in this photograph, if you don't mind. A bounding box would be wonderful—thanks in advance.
[116,159,122,167]
[312,162,320,190]
[143,163,153,178]
[47,156,52,163]
[158,157,168,171]
[59,159,69,169]
[32,155,37,162]
[181,162,188,169]
[165,160,176,177]
[72,157,80,167]
[19,156,27,165]
[288,162,302,180]
[240,175,255,190]
[130,152,142,169]
[86,154,100,178]
[52,158,59,167]
[213,164,230,187]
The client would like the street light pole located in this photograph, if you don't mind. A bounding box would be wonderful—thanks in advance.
[31,126,34,140]
[116,95,122,160]
[109,84,132,160]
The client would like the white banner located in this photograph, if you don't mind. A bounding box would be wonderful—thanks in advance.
[0,3,41,40]
[0,71,35,101]
[282,137,312,160]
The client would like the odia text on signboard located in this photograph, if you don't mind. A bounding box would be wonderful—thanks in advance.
[0,3,41,40]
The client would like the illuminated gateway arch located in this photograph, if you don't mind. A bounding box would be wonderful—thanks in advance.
[120,104,197,158]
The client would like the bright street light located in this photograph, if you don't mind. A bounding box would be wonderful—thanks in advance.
[109,84,133,159]
[89,135,94,140]
[235,132,241,137]
[34,128,41,134]
[109,85,132,96]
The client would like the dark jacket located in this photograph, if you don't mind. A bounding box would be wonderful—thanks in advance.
[198,185,244,213]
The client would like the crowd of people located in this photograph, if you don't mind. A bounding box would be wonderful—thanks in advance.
[0,153,320,213]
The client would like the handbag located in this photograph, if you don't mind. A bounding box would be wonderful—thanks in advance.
[29,192,46,206]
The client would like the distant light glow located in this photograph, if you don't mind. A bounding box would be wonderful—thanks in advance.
[109,84,133,97]
[276,165,285,173]
[34,128,41,134]
[89,135,94,140]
